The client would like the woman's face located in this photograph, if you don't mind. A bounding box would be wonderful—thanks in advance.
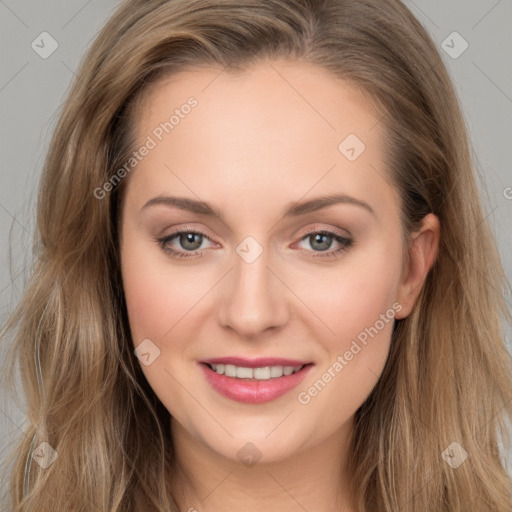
[119,60,438,464]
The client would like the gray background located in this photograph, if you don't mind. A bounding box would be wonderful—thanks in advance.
[1,0,511,503]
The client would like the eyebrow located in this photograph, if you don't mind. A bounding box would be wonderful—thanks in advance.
[141,193,375,220]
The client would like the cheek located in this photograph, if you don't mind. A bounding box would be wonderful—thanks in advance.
[122,256,168,344]
[292,233,403,347]
[120,238,209,417]
[121,235,210,343]
[291,231,402,415]
[293,248,401,426]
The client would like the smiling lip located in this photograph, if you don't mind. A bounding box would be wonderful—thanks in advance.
[200,357,311,368]
[198,360,314,404]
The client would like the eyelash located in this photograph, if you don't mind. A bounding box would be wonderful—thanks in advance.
[156,227,353,260]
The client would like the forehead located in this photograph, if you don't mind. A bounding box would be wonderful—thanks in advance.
[123,59,399,222]
[136,59,382,145]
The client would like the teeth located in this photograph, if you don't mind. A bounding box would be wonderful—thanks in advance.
[210,363,304,380]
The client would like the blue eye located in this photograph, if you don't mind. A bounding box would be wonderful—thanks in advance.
[297,230,353,258]
[157,230,213,259]
[156,229,353,260]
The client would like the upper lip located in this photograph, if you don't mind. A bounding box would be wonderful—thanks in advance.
[200,357,312,368]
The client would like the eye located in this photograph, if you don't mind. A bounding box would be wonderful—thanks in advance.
[295,229,353,259]
[156,227,353,260]
[157,228,215,259]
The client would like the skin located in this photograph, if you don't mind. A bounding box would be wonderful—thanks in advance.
[119,59,440,512]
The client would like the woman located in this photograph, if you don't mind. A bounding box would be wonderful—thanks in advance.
[2,0,511,510]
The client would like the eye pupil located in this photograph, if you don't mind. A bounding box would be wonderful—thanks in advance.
[310,233,332,251]
[180,232,202,250]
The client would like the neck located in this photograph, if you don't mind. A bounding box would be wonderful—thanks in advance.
[169,416,357,512]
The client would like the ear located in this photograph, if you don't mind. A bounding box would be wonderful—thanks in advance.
[395,213,440,319]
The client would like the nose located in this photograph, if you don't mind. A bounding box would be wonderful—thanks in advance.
[217,244,290,338]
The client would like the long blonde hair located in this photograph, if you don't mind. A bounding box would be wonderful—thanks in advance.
[2,0,511,510]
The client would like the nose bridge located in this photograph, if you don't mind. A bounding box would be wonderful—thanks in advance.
[218,236,288,336]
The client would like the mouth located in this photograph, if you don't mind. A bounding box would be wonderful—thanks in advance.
[202,362,311,381]
[198,360,314,404]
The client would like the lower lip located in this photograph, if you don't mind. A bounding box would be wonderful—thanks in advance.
[199,363,314,404]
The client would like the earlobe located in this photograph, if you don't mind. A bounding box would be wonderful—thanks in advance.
[395,213,440,319]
